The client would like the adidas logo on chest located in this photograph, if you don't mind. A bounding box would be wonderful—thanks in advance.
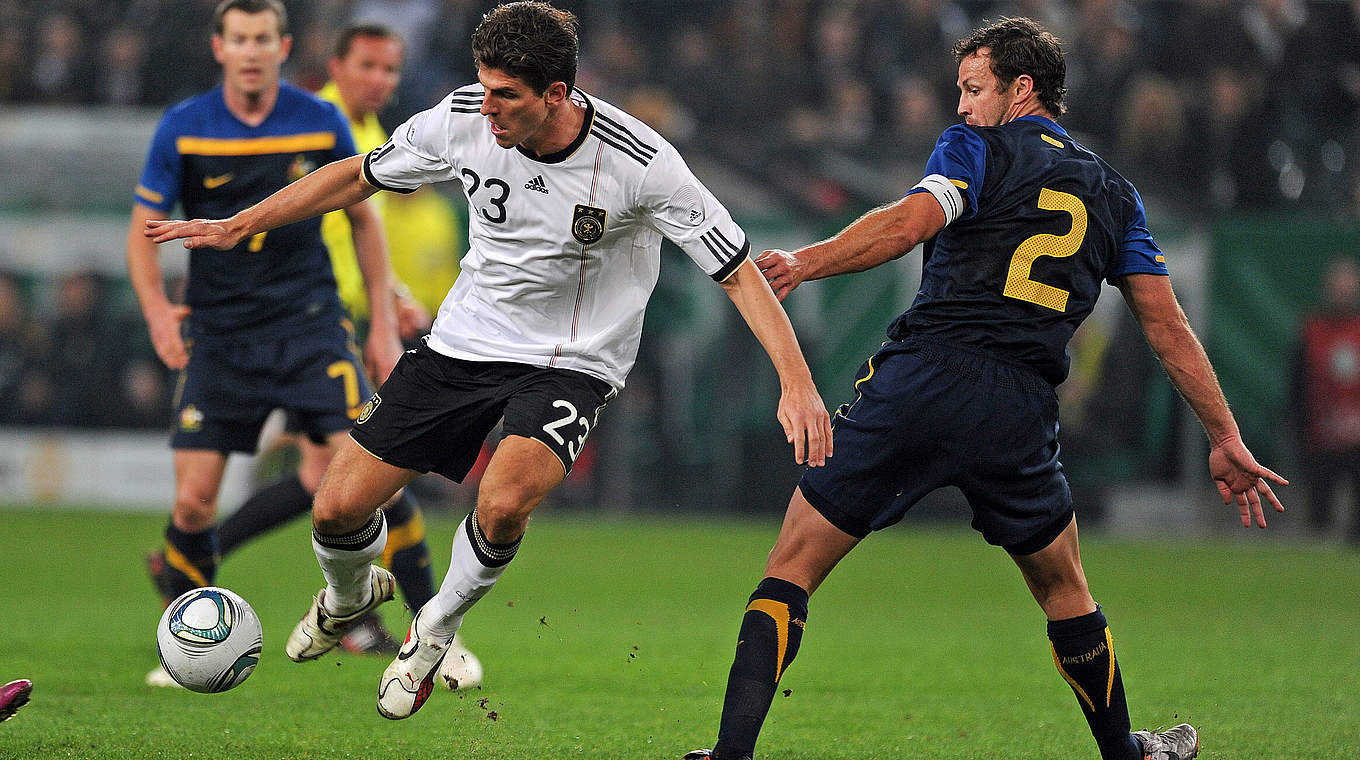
[524,175,549,194]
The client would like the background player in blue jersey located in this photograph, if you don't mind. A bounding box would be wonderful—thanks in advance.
[125,0,412,686]
[684,18,1286,760]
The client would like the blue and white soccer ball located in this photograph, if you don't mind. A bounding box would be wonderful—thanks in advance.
[156,587,263,693]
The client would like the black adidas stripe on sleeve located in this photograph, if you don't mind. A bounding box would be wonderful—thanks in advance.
[593,113,657,160]
[702,229,751,282]
[363,146,418,194]
[591,128,651,166]
[449,90,484,114]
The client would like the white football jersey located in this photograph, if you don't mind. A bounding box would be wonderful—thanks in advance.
[363,86,749,390]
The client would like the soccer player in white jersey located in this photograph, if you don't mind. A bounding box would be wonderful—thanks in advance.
[147,0,832,720]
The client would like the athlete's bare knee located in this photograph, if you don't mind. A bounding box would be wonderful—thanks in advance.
[311,484,371,534]
[475,485,537,543]
[172,486,217,532]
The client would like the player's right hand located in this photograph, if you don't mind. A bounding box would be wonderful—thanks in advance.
[1209,436,1288,528]
[756,249,808,302]
[144,218,241,251]
[148,302,192,370]
[777,378,833,467]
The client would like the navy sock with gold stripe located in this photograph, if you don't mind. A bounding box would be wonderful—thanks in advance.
[382,492,435,612]
[1048,606,1141,760]
[217,474,312,556]
[713,577,808,760]
[162,522,219,599]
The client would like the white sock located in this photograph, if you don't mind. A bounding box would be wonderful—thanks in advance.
[312,510,387,615]
[418,510,518,641]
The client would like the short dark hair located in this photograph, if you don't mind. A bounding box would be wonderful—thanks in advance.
[213,0,288,37]
[953,17,1066,116]
[333,23,403,60]
[471,2,579,95]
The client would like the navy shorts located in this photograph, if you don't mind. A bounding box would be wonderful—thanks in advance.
[799,337,1074,555]
[349,340,614,481]
[171,320,371,453]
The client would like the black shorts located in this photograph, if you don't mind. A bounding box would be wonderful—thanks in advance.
[798,337,1074,555]
[349,341,615,481]
[171,320,372,454]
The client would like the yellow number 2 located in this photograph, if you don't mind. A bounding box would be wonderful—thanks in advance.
[1003,187,1087,312]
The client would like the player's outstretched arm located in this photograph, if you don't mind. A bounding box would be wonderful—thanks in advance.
[720,258,832,466]
[1117,273,1288,527]
[756,192,946,301]
[144,155,378,250]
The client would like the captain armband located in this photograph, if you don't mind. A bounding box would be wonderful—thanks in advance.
[911,174,965,226]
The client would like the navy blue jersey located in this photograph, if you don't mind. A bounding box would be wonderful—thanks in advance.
[891,115,1167,385]
[135,83,358,341]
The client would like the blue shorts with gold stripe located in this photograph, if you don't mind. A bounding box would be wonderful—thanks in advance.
[171,319,371,453]
[798,336,1074,555]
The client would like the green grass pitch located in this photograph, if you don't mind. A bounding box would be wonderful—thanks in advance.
[1,506,1356,759]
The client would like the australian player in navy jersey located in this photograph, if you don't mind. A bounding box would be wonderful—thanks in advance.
[147,1,830,722]
[126,0,428,686]
[684,18,1286,760]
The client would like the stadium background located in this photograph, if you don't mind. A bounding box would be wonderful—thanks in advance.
[1,0,1358,538]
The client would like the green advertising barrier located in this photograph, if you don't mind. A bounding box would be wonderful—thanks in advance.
[1207,215,1360,465]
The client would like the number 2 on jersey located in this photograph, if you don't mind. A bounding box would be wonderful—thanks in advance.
[1003,187,1087,312]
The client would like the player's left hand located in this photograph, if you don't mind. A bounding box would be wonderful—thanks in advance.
[777,378,833,467]
[144,218,242,250]
[1208,436,1287,528]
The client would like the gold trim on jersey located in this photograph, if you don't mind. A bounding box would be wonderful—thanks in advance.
[176,132,337,156]
[135,185,165,204]
[1040,133,1065,148]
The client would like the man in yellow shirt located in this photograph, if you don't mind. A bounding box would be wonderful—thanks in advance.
[317,28,461,320]
[317,25,419,326]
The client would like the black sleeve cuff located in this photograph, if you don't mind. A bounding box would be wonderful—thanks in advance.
[711,238,752,282]
[362,151,418,194]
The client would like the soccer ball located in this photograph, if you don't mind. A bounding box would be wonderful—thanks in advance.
[156,587,263,693]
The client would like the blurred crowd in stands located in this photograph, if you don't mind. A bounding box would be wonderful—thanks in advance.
[2,0,1359,220]
[0,269,171,427]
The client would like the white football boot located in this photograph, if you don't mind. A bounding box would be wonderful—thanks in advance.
[377,610,451,719]
[437,633,484,691]
[286,566,396,662]
[1133,724,1200,759]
